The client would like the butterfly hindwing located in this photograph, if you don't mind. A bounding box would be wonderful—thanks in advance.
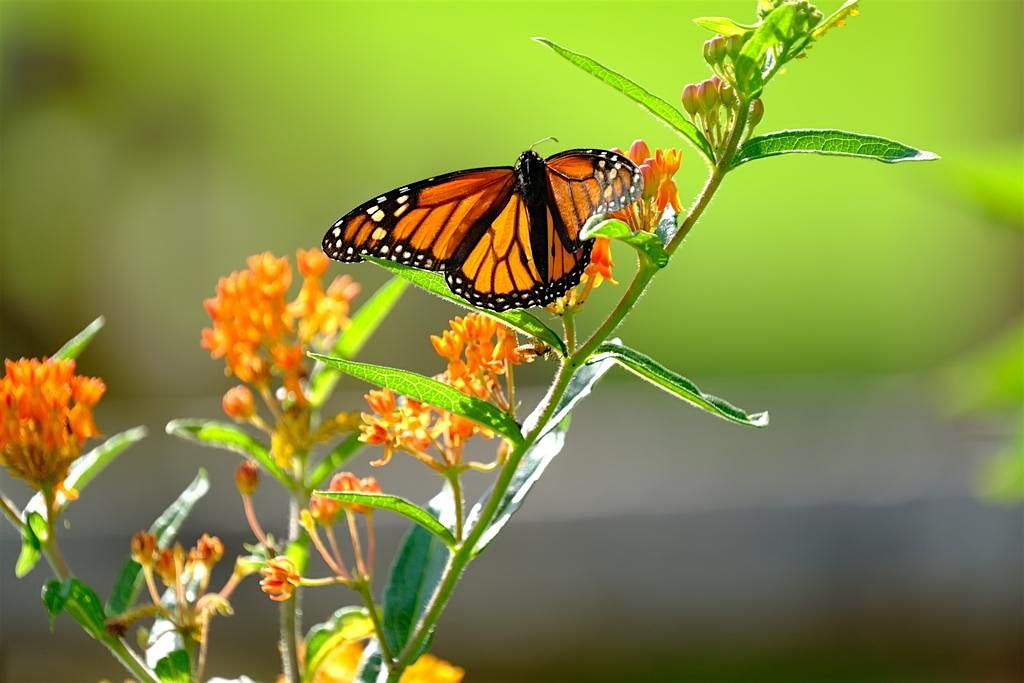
[322,167,515,271]
[544,149,644,250]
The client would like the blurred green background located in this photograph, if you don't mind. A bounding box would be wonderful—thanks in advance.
[1,1,1021,682]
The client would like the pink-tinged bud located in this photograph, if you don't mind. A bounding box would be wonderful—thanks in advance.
[260,557,300,602]
[725,34,747,57]
[235,460,260,496]
[697,79,719,112]
[748,98,765,128]
[222,385,255,422]
[628,139,651,164]
[189,533,224,569]
[703,35,727,66]
[681,84,700,116]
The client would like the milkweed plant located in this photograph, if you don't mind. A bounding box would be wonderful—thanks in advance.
[0,3,938,681]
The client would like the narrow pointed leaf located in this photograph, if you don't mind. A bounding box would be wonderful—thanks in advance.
[165,418,292,487]
[813,0,860,39]
[303,606,374,683]
[535,37,715,162]
[24,427,148,518]
[581,217,669,267]
[314,492,458,548]
[52,316,105,360]
[106,470,210,615]
[733,129,939,167]
[308,353,524,445]
[307,434,364,491]
[309,276,409,406]
[365,257,566,357]
[381,485,454,659]
[471,353,616,554]
[694,16,757,36]
[595,341,769,427]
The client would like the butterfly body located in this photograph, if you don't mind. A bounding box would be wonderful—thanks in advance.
[323,148,642,311]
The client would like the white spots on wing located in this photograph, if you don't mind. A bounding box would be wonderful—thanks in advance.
[397,195,409,204]
[394,204,409,218]
[598,160,606,169]
[335,239,342,249]
[380,245,390,253]
[371,209,386,222]
[332,227,342,237]
[376,196,386,203]
[371,227,387,240]
[333,219,344,228]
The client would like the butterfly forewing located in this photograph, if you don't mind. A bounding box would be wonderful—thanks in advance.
[544,149,643,250]
[322,167,515,271]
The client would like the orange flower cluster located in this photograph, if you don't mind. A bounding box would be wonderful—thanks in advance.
[0,358,105,489]
[612,139,684,233]
[131,531,225,588]
[361,315,522,470]
[201,250,359,404]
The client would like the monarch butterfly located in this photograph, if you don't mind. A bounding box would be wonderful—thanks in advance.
[321,148,643,311]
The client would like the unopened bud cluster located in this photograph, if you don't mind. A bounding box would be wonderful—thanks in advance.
[682,76,761,156]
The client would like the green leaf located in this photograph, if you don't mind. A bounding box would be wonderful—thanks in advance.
[735,3,798,95]
[365,257,567,357]
[106,470,210,615]
[308,353,524,445]
[314,492,458,548]
[581,216,669,268]
[165,418,292,488]
[52,315,105,360]
[307,434,364,491]
[381,484,454,659]
[303,606,374,683]
[733,129,940,167]
[813,0,860,39]
[24,427,148,518]
[155,650,191,683]
[595,341,769,427]
[42,578,111,642]
[693,16,758,36]
[470,353,617,554]
[15,511,47,578]
[308,276,409,407]
[534,37,715,163]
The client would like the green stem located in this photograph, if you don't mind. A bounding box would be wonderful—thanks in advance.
[562,312,577,355]
[446,470,465,542]
[0,492,23,532]
[386,110,749,681]
[42,486,72,579]
[355,579,396,667]
[280,491,305,683]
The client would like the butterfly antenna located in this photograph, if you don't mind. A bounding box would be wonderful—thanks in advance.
[529,136,560,151]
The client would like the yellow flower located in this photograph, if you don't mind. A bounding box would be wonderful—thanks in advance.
[0,357,105,489]
[401,654,465,683]
[312,644,464,683]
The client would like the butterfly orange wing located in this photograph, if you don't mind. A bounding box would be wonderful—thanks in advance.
[323,167,515,271]
[544,149,643,250]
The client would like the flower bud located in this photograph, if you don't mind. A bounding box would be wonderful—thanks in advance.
[628,139,651,164]
[235,460,261,496]
[222,385,255,422]
[189,533,224,569]
[725,34,747,58]
[681,83,699,116]
[296,247,329,278]
[260,557,300,602]
[748,98,765,128]
[703,35,728,66]
[697,78,720,113]
[130,531,157,567]
[309,492,342,526]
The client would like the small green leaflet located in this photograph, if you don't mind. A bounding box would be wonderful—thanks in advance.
[581,216,669,268]
[733,129,939,167]
[309,353,524,445]
[165,419,293,488]
[52,315,105,360]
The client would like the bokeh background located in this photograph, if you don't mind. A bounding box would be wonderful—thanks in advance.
[1,1,1022,681]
